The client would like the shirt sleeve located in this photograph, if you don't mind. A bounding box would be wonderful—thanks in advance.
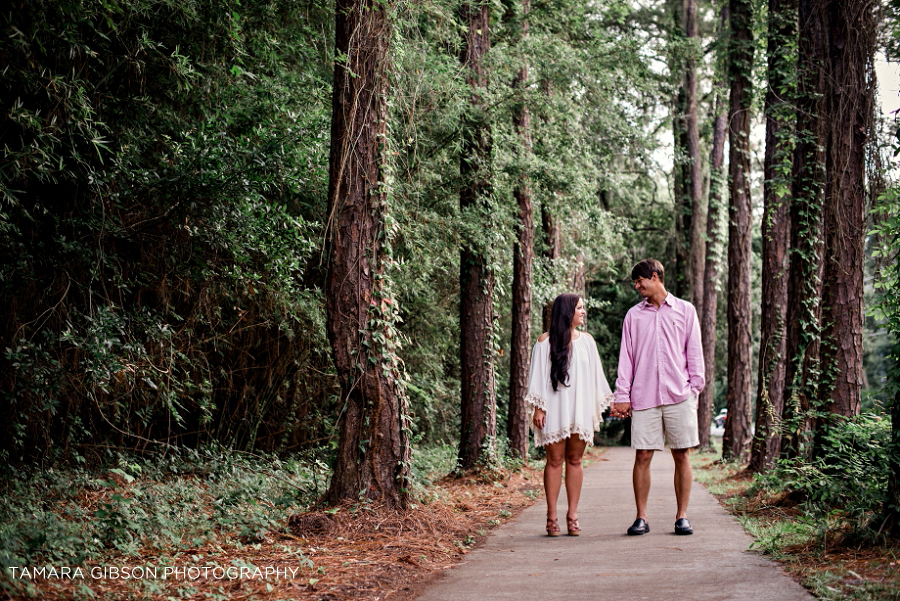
[525,341,549,415]
[614,312,634,405]
[685,303,706,396]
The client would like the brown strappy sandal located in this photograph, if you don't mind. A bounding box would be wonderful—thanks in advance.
[566,516,581,536]
[546,516,560,537]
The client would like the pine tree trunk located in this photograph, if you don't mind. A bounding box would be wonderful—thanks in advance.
[507,0,533,461]
[780,0,828,459]
[541,205,559,332]
[325,0,410,507]
[672,86,689,300]
[458,0,497,470]
[749,0,796,473]
[722,0,755,461]
[685,0,705,315]
[697,86,727,452]
[816,0,876,421]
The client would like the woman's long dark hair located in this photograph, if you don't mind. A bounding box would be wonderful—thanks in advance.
[549,293,581,392]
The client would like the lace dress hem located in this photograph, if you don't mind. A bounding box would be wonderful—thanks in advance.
[535,423,596,447]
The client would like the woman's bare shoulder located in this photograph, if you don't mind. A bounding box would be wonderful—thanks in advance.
[537,332,550,343]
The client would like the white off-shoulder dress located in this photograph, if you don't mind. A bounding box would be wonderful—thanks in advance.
[525,332,614,447]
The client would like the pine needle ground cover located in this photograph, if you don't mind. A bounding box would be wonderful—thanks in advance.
[0,445,580,601]
[692,444,900,601]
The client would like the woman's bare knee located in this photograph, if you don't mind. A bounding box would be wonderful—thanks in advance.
[565,454,583,468]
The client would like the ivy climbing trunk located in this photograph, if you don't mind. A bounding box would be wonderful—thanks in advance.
[780,0,828,459]
[722,0,755,462]
[697,3,728,452]
[324,0,410,507]
[749,0,796,473]
[816,0,876,423]
[684,0,705,315]
[507,0,533,461]
[458,0,497,471]
[697,87,727,452]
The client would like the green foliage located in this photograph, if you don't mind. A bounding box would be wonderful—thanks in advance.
[870,185,900,408]
[0,0,737,465]
[0,447,324,589]
[752,412,897,537]
[0,0,337,459]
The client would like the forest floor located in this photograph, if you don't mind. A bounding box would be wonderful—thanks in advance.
[3,443,900,600]
[0,445,562,601]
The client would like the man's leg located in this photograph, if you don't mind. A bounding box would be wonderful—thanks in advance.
[633,449,654,520]
[671,447,692,519]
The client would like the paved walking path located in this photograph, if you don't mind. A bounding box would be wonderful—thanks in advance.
[415,446,813,601]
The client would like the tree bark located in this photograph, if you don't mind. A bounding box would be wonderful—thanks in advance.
[697,3,729,452]
[457,0,497,470]
[749,0,796,473]
[722,0,755,461]
[325,0,410,507]
[669,0,688,300]
[507,0,533,461]
[684,0,705,315]
[780,0,828,459]
[697,88,727,452]
[672,90,689,300]
[541,205,560,332]
[816,0,876,421]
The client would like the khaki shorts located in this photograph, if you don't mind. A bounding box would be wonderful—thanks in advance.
[631,395,699,450]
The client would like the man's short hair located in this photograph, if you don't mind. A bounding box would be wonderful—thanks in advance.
[631,258,665,283]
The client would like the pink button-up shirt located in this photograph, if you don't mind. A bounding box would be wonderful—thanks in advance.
[614,293,705,411]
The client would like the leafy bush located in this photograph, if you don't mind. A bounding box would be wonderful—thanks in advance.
[0,446,326,588]
[753,412,897,535]
[0,0,338,460]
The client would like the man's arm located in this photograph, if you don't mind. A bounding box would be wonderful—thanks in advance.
[685,304,705,396]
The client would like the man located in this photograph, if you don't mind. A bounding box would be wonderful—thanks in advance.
[611,258,705,536]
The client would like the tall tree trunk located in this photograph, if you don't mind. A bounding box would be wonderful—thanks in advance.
[672,91,689,300]
[781,0,828,459]
[325,0,410,507]
[722,0,755,461]
[685,0,705,314]
[749,0,797,473]
[697,3,729,452]
[572,251,586,297]
[458,0,496,471]
[541,204,560,332]
[816,0,876,423]
[669,0,689,299]
[697,89,728,451]
[507,0,533,461]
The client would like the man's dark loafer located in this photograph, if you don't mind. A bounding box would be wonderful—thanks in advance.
[627,518,649,536]
[674,518,693,535]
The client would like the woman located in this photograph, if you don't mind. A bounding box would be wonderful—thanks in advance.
[526,293,613,536]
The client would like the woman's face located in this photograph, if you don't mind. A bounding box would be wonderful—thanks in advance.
[572,299,586,328]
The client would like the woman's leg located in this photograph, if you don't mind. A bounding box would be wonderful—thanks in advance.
[563,436,588,521]
[544,440,566,521]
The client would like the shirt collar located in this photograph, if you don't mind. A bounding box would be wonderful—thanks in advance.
[641,293,674,309]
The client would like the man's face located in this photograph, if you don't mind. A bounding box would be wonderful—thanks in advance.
[632,273,661,298]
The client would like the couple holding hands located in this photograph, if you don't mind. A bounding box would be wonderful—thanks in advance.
[527,258,705,537]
